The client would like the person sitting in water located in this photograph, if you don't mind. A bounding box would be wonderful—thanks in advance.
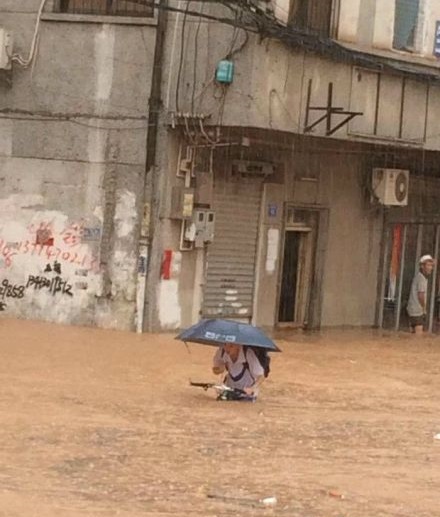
[212,343,265,401]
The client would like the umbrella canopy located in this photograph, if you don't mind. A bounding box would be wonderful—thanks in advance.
[176,319,281,352]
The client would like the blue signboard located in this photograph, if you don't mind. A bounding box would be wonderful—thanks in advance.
[434,21,440,57]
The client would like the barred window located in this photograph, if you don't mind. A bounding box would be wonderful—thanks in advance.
[393,0,420,51]
[56,0,154,17]
[288,0,334,38]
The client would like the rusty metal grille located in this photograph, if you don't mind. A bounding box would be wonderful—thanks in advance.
[57,0,154,17]
[288,0,335,38]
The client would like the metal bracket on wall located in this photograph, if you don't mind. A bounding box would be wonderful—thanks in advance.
[169,112,217,146]
[304,80,363,136]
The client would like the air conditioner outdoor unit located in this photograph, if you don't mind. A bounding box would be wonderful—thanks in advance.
[372,168,409,206]
[0,28,12,70]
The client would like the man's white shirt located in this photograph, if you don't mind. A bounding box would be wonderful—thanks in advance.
[213,346,264,393]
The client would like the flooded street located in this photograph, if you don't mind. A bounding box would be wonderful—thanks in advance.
[0,318,439,516]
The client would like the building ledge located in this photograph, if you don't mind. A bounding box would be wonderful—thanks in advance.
[338,41,440,73]
[41,12,157,26]
[254,13,440,83]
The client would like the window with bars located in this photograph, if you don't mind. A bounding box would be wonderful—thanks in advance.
[55,0,154,17]
[393,0,420,51]
[288,0,335,38]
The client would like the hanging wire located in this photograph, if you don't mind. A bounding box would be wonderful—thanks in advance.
[175,0,191,113]
[191,2,205,113]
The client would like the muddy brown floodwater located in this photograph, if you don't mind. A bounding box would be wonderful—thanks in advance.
[0,318,439,516]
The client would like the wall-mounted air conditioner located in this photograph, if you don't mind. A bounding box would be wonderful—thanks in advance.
[372,168,409,206]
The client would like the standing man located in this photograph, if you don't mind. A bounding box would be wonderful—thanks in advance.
[407,255,435,334]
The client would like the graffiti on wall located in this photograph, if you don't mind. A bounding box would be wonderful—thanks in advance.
[0,219,102,272]
[0,278,26,311]
[36,226,54,246]
[0,239,17,268]
[26,275,73,297]
[61,222,102,247]
[0,279,26,300]
[44,261,62,275]
[0,216,104,319]
[0,239,99,271]
[0,273,73,304]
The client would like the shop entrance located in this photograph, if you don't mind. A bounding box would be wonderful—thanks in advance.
[379,223,440,332]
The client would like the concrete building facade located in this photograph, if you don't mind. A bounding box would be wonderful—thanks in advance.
[0,0,157,329]
[2,1,440,333]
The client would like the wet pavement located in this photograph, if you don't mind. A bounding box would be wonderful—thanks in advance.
[0,318,439,516]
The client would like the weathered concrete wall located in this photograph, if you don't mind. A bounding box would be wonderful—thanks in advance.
[283,147,383,328]
[157,135,383,331]
[167,11,440,151]
[253,183,285,328]
[338,0,440,59]
[318,156,383,327]
[272,0,290,24]
[0,1,156,329]
[338,0,362,43]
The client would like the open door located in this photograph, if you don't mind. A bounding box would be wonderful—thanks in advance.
[278,208,318,328]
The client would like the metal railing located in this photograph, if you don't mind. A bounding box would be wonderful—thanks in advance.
[56,0,154,17]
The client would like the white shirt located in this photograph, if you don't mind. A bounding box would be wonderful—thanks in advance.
[213,346,264,394]
[407,271,428,317]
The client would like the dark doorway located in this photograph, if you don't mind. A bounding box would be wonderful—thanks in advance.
[278,231,301,323]
[277,208,321,328]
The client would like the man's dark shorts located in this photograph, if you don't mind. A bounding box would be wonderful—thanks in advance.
[409,315,426,328]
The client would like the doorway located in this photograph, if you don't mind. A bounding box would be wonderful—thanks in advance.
[278,208,318,327]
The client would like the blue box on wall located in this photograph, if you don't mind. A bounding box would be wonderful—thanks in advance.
[216,60,234,84]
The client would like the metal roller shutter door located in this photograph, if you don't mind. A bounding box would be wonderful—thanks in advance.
[202,179,262,319]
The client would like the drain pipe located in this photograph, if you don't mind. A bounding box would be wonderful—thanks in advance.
[136,0,168,333]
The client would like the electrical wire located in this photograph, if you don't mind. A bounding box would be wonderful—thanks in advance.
[175,1,191,112]
[225,10,240,59]
[0,107,151,131]
[191,2,205,113]
[227,29,249,59]
[11,0,49,68]
[217,84,228,126]
[0,115,152,130]
[135,0,440,83]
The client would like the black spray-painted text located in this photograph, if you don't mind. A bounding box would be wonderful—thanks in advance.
[26,275,73,297]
